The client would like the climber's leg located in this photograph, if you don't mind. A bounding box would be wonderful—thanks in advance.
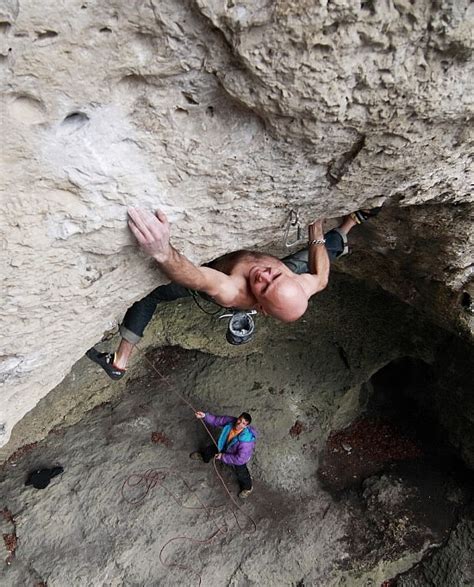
[86,283,190,380]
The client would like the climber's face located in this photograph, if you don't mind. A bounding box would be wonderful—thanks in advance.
[249,264,308,322]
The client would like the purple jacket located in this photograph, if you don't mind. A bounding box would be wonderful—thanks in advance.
[204,413,257,466]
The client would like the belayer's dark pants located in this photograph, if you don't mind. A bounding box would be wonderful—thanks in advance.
[201,444,252,491]
[119,228,347,344]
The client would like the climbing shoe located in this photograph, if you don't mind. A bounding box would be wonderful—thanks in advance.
[238,487,253,499]
[189,451,204,462]
[350,207,382,224]
[85,348,126,381]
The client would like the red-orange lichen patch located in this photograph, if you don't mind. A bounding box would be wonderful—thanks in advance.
[151,431,173,447]
[319,416,422,491]
[330,417,421,462]
[5,441,38,466]
[3,506,18,564]
[1,507,14,525]
[289,420,305,438]
[3,532,17,560]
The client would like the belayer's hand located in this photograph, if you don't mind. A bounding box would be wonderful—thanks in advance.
[195,411,205,419]
[215,453,222,461]
[128,208,171,263]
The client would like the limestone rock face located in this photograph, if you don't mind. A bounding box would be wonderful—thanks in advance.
[1,0,473,446]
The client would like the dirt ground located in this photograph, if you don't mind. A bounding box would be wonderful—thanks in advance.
[1,345,471,586]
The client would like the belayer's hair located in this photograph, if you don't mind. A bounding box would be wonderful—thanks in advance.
[239,412,252,424]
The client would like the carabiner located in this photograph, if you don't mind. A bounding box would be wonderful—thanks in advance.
[284,209,304,248]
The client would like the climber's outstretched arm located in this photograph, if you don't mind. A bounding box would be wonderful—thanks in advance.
[297,219,330,297]
[127,208,239,305]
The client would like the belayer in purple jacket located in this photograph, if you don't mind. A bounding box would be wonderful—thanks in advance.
[190,410,257,499]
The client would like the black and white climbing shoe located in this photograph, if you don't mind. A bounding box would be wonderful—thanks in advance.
[350,207,382,224]
[189,451,204,462]
[238,487,253,499]
[86,348,126,380]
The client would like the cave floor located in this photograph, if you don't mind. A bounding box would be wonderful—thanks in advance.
[1,344,471,586]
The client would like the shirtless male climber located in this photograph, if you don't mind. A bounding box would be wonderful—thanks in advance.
[87,207,379,380]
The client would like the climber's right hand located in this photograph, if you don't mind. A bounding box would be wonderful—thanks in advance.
[128,208,171,263]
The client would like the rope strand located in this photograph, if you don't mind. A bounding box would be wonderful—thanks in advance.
[120,343,257,585]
